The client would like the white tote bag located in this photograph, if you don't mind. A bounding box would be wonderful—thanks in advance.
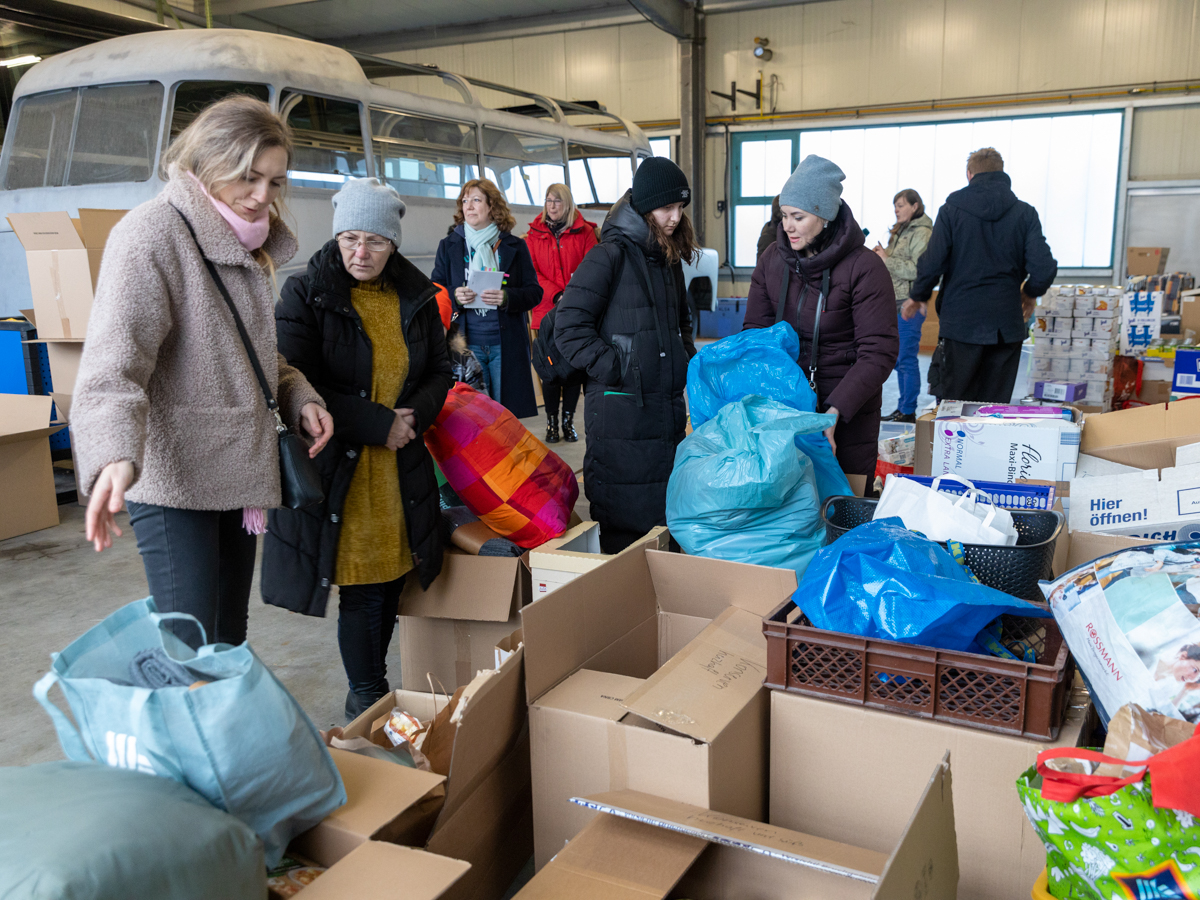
[875,474,1019,546]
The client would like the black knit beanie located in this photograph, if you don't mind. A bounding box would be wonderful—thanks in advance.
[631,157,691,215]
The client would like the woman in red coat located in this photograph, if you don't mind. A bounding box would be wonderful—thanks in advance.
[525,183,597,442]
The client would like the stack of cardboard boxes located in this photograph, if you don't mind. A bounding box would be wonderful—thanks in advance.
[1032,285,1120,411]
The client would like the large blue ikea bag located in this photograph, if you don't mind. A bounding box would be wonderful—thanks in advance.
[686,323,851,501]
[33,597,345,867]
[667,395,832,578]
[794,518,1051,653]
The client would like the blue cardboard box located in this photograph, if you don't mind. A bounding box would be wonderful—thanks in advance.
[1172,348,1200,394]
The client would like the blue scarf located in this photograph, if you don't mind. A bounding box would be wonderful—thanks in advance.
[464,221,500,272]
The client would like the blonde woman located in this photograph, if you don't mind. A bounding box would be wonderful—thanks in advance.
[73,95,333,646]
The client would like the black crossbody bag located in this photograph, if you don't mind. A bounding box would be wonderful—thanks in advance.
[172,207,324,510]
[775,264,831,393]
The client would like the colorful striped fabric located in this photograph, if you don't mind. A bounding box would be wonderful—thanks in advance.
[425,383,579,549]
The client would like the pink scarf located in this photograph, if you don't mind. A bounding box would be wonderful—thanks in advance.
[187,172,271,251]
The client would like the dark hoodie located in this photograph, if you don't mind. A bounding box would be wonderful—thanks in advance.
[555,191,696,541]
[910,170,1057,344]
[743,201,898,474]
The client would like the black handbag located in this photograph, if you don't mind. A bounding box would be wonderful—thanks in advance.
[774,263,831,392]
[172,207,324,510]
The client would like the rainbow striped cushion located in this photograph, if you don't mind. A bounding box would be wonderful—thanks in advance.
[425,383,579,549]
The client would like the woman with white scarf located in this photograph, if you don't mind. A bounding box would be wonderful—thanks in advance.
[431,179,540,418]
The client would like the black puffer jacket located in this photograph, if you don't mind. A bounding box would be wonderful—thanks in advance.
[261,241,454,617]
[555,191,696,538]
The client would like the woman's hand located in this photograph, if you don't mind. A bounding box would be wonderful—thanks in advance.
[386,408,418,450]
[900,298,924,320]
[86,460,135,552]
[872,243,888,260]
[480,288,505,307]
[455,286,477,306]
[299,402,334,458]
[823,406,840,456]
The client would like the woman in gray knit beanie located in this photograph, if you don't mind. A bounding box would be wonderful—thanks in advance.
[742,154,899,481]
[262,176,455,721]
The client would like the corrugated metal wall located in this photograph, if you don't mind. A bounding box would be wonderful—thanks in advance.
[1131,104,1200,180]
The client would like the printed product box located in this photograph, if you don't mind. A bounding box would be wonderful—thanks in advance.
[514,772,958,900]
[1034,381,1087,402]
[1171,348,1200,395]
[932,416,1080,482]
[1068,462,1200,540]
[1120,290,1163,354]
[522,547,797,870]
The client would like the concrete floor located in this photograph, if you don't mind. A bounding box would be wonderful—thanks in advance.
[0,408,587,770]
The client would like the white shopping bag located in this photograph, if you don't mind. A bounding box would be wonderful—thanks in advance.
[875,474,1019,546]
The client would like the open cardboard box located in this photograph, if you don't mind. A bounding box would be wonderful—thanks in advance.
[515,761,957,900]
[770,690,1090,900]
[288,841,470,899]
[0,394,65,540]
[341,640,532,900]
[521,545,797,869]
[8,209,125,341]
[1080,399,1200,469]
[529,522,669,596]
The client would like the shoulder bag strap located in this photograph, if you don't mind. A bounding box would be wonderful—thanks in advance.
[170,206,286,436]
[807,269,830,392]
[773,263,790,326]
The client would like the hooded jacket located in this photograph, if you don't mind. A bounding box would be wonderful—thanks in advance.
[554,191,696,537]
[525,211,598,330]
[261,240,453,616]
[910,171,1057,344]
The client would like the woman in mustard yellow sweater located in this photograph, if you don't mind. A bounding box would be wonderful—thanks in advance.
[263,178,453,720]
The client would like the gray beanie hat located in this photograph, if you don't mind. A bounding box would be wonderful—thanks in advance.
[332,177,406,247]
[779,154,844,220]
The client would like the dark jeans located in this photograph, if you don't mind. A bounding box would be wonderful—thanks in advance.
[939,338,1024,403]
[337,576,405,697]
[126,503,256,648]
[542,377,581,418]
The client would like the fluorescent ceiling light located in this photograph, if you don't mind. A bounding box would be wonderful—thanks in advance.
[1,55,41,68]
[287,170,347,183]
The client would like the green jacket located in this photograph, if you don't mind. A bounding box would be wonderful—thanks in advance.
[883,213,933,310]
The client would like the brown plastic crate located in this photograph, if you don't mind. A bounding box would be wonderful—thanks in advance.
[763,598,1075,740]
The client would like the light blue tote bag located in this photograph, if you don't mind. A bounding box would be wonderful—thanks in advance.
[33,597,345,867]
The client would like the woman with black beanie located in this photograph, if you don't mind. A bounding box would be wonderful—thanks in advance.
[555,158,698,553]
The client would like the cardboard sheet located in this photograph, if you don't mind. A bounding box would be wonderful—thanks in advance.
[295,841,470,899]
[0,394,63,540]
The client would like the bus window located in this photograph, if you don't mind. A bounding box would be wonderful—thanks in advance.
[285,94,367,189]
[482,127,564,207]
[67,82,163,185]
[369,109,477,200]
[569,143,634,205]
[4,88,75,189]
[169,81,270,138]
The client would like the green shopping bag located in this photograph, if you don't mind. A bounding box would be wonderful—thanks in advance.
[1016,741,1200,899]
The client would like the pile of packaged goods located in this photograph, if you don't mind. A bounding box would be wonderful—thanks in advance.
[1032,285,1120,410]
[877,429,915,467]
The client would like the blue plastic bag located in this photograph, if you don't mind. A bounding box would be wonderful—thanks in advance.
[33,597,346,867]
[686,323,851,501]
[794,518,1051,653]
[667,395,832,578]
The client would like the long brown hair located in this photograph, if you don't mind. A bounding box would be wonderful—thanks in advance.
[645,211,700,266]
[890,188,925,236]
[453,178,516,233]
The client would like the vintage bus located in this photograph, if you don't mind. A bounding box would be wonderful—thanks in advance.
[0,28,717,318]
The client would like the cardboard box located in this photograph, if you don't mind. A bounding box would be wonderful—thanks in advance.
[1120,290,1163,354]
[529,522,669,597]
[1034,380,1086,402]
[1172,348,1200,395]
[1079,401,1200,469]
[931,415,1080,482]
[290,747,447,867]
[344,644,531,900]
[0,394,65,540]
[397,613,522,692]
[292,841,469,899]
[516,774,958,899]
[8,209,125,340]
[770,690,1087,900]
[1181,289,1200,337]
[1068,462,1200,540]
[1126,246,1168,277]
[1058,530,1155,574]
[522,547,797,869]
[27,339,84,421]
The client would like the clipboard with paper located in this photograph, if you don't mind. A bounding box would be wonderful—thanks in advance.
[461,268,505,310]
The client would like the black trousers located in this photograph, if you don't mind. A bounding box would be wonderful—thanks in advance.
[336,576,405,697]
[542,377,582,418]
[127,503,256,648]
[937,338,1024,403]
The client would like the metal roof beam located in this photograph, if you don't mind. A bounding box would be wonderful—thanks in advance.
[627,0,695,39]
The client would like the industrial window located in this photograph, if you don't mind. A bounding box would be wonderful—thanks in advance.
[482,127,565,206]
[649,136,672,160]
[568,143,634,205]
[4,82,164,189]
[284,93,368,189]
[730,111,1124,270]
[168,81,270,139]
[370,109,477,200]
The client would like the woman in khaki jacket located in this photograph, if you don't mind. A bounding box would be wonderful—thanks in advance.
[73,96,333,646]
[873,189,933,422]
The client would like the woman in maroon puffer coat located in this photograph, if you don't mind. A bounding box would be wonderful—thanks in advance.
[744,155,898,478]
[525,183,597,443]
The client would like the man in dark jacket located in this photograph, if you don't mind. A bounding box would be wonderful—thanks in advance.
[909,147,1057,403]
